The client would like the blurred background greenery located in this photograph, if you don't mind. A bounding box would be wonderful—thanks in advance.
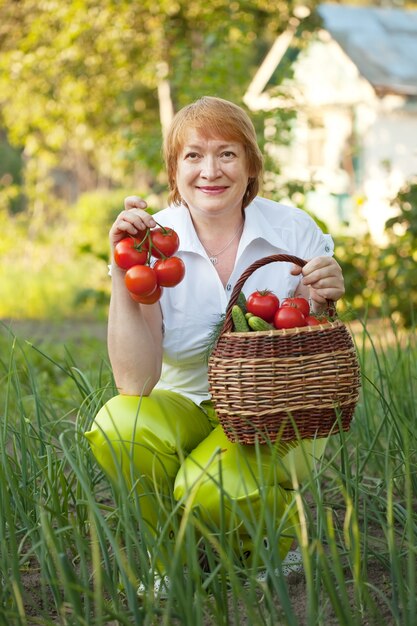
[0,0,416,326]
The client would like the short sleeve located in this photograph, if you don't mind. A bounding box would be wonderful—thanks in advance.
[322,234,334,256]
[302,225,335,260]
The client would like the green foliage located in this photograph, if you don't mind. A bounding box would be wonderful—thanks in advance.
[0,320,416,623]
[0,132,24,214]
[69,188,163,312]
[71,189,136,263]
[261,175,417,328]
[386,177,417,238]
[0,239,107,320]
[0,197,110,320]
[0,188,167,320]
[335,233,383,318]
[0,1,414,327]
[382,178,417,326]
[0,0,313,185]
[0,0,327,321]
[334,177,417,327]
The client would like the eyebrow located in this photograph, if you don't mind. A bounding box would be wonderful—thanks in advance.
[183,142,239,151]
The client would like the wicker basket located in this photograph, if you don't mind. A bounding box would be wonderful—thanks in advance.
[208,254,361,444]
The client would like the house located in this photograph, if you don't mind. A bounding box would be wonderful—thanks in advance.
[244,3,417,242]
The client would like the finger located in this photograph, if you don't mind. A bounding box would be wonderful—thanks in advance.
[290,264,303,276]
[110,213,156,248]
[302,257,335,276]
[124,195,148,211]
[310,292,328,305]
[309,280,345,299]
[112,217,143,237]
[303,270,341,286]
[302,263,342,286]
[115,209,156,232]
[310,283,345,302]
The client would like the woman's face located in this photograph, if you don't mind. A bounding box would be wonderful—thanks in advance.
[175,128,251,219]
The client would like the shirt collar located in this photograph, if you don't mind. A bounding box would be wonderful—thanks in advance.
[240,198,291,252]
[169,198,291,254]
[173,205,206,253]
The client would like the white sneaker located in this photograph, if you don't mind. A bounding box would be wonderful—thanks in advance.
[281,546,303,575]
[255,547,303,583]
[137,574,171,599]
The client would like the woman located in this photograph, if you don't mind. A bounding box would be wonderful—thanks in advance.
[85,96,344,594]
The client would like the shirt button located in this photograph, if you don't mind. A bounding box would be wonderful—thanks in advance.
[226,284,232,291]
[325,245,330,252]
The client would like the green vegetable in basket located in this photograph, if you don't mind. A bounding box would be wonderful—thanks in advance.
[248,315,274,331]
[231,305,250,332]
[236,291,247,314]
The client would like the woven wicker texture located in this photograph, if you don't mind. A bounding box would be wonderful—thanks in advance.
[208,254,361,444]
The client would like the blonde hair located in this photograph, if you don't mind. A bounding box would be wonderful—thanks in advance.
[163,96,263,209]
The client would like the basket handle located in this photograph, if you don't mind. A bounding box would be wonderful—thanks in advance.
[223,254,334,333]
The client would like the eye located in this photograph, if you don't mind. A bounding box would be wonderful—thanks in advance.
[221,150,236,159]
[184,151,200,160]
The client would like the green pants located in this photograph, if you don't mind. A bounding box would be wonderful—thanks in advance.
[85,391,327,566]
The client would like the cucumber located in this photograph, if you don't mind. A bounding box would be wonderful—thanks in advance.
[248,315,274,331]
[231,305,250,332]
[236,291,247,314]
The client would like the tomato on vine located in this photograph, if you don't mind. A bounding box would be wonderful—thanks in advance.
[114,236,149,270]
[125,265,157,296]
[150,227,180,259]
[114,220,184,302]
[130,285,163,304]
[154,256,185,287]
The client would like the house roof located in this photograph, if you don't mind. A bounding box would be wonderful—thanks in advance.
[318,4,417,96]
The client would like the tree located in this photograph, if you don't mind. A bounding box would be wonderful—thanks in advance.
[0,0,311,214]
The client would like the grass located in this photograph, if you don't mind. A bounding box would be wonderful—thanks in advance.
[0,318,416,625]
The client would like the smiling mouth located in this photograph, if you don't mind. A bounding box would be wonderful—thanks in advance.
[198,186,228,192]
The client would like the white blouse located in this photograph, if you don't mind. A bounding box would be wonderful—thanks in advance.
[150,197,334,405]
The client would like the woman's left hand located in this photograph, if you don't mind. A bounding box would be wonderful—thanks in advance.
[292,256,345,306]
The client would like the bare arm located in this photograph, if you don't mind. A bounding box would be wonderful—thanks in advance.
[107,197,163,395]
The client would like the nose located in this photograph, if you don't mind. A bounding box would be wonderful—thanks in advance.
[201,156,220,179]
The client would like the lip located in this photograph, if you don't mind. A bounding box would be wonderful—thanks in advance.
[197,186,228,194]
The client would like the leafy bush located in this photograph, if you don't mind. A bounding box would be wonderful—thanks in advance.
[334,233,383,320]
[70,189,136,263]
[0,188,162,320]
[382,178,417,326]
[331,179,417,327]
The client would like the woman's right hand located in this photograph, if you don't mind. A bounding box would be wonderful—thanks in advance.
[109,196,157,249]
[107,196,164,395]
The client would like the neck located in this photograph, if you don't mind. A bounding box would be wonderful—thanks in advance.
[198,218,244,266]
[193,214,244,241]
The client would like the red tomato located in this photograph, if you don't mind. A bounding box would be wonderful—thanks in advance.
[150,227,180,259]
[130,285,163,304]
[247,291,280,322]
[305,315,321,326]
[281,297,310,317]
[125,265,157,296]
[114,236,149,270]
[154,256,185,287]
[274,307,307,329]
[305,316,329,326]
